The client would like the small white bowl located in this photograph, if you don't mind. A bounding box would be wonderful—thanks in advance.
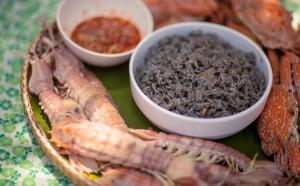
[56,0,153,67]
[129,22,273,139]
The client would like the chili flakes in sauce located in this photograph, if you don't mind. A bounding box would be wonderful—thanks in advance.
[71,16,141,54]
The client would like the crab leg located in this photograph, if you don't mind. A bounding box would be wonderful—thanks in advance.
[280,53,294,87]
[290,52,300,104]
[267,49,280,85]
[285,52,300,176]
[287,139,300,176]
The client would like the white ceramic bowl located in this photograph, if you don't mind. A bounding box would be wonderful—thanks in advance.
[56,0,153,67]
[129,22,273,139]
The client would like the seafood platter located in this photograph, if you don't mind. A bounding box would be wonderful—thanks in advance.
[21,0,300,185]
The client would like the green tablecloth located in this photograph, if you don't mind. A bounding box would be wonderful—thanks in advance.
[0,0,299,185]
[0,1,71,185]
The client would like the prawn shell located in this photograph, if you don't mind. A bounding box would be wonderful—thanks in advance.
[51,118,173,172]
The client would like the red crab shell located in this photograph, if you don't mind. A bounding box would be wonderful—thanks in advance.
[257,85,294,156]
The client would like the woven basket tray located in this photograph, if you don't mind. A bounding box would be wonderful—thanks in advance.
[21,40,96,186]
[20,21,269,185]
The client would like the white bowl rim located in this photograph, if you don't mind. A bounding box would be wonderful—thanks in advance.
[56,0,154,58]
[129,22,273,123]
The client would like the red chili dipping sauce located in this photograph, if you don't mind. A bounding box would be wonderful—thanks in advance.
[71,16,141,54]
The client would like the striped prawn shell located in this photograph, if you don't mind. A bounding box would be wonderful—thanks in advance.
[131,129,251,172]
[51,118,233,185]
[51,118,173,172]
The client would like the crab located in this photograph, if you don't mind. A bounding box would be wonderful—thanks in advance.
[258,52,300,176]
[231,0,300,54]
